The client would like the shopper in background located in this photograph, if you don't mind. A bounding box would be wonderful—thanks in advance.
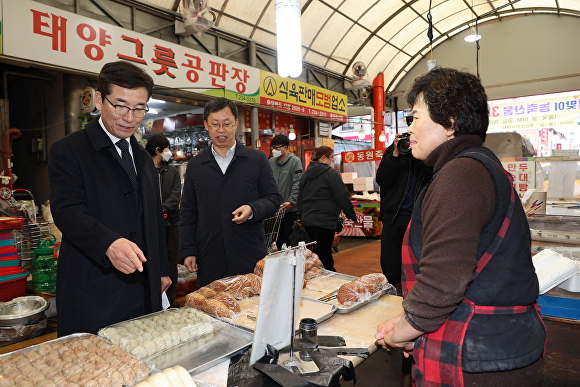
[49,61,170,336]
[296,146,356,271]
[268,134,303,250]
[375,135,433,294]
[376,68,545,386]
[146,135,181,308]
[180,97,282,287]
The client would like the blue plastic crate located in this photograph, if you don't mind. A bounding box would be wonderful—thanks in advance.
[538,295,580,320]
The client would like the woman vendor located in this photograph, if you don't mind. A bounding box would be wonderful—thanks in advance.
[375,68,546,386]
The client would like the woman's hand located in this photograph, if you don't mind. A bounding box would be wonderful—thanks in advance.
[376,312,423,358]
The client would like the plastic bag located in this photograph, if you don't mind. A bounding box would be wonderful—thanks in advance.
[288,222,312,246]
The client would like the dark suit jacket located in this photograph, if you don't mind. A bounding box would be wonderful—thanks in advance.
[179,142,282,287]
[49,118,169,336]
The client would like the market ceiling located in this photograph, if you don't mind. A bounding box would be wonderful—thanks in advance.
[137,0,580,91]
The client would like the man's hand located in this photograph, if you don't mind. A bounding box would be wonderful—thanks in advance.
[161,276,171,293]
[282,201,292,209]
[106,238,147,274]
[376,312,423,358]
[232,204,252,224]
[184,256,198,272]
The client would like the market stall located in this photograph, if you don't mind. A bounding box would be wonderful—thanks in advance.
[0,246,403,386]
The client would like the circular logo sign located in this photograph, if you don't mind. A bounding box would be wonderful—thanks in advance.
[344,152,355,163]
[81,87,96,113]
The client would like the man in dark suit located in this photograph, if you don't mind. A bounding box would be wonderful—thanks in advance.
[180,97,282,287]
[49,61,170,336]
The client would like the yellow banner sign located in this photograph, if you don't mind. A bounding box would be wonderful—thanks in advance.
[260,71,347,122]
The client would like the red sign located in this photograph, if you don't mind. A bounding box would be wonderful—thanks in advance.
[244,109,271,130]
[342,149,384,163]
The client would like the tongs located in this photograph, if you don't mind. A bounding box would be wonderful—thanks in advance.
[318,289,338,302]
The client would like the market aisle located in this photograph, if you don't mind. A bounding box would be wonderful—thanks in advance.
[333,237,382,277]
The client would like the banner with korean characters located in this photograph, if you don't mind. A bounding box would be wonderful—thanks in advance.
[2,0,260,104]
[488,91,580,132]
[260,71,347,122]
[502,158,536,200]
[342,149,384,163]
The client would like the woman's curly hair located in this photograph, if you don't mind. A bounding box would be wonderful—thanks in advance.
[406,68,489,141]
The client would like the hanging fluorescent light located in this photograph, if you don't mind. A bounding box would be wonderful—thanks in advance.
[148,108,159,115]
[289,125,296,140]
[357,127,365,140]
[275,0,303,78]
[148,98,166,104]
[464,26,481,42]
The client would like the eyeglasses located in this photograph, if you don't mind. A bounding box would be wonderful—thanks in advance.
[104,96,148,118]
[207,122,236,130]
[272,145,287,150]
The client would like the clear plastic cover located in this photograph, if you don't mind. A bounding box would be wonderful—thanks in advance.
[98,307,219,361]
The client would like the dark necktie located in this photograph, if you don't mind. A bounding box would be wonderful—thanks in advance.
[116,139,140,206]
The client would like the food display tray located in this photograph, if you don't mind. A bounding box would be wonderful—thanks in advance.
[303,270,397,314]
[146,318,253,376]
[98,308,252,376]
[221,297,336,332]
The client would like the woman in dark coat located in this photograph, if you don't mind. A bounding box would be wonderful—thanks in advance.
[296,146,356,271]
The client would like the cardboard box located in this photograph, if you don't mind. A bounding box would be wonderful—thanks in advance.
[341,172,358,184]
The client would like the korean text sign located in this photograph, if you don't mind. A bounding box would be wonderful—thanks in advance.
[3,0,260,103]
[342,149,384,163]
[260,71,347,122]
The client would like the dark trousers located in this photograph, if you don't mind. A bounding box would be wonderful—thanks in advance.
[276,211,297,250]
[380,214,411,285]
[304,226,336,271]
[165,225,179,302]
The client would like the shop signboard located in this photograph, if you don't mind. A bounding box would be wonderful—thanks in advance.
[488,92,580,132]
[260,71,347,122]
[342,149,384,163]
[2,0,260,104]
[502,158,536,199]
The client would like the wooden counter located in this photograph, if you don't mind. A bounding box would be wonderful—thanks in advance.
[195,294,403,386]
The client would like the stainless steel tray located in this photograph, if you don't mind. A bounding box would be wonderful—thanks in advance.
[304,270,397,314]
[221,297,336,332]
[146,318,252,375]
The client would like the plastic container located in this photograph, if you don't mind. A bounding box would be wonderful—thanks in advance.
[532,249,580,294]
[0,217,25,231]
[557,261,580,292]
[299,317,318,348]
[30,233,57,294]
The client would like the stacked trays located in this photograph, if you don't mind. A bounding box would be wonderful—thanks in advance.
[0,227,28,302]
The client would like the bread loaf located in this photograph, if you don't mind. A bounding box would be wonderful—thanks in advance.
[358,273,387,294]
[213,292,241,313]
[185,292,205,310]
[245,273,262,295]
[337,280,366,305]
[336,273,388,306]
[197,286,217,299]
[202,298,233,318]
[304,266,322,280]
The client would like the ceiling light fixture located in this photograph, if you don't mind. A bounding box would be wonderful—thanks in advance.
[357,127,365,140]
[464,26,481,42]
[289,125,296,140]
[275,0,303,78]
[379,130,386,142]
[148,108,159,114]
[148,98,166,104]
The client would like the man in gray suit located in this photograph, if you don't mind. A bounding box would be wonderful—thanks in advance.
[49,61,170,336]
